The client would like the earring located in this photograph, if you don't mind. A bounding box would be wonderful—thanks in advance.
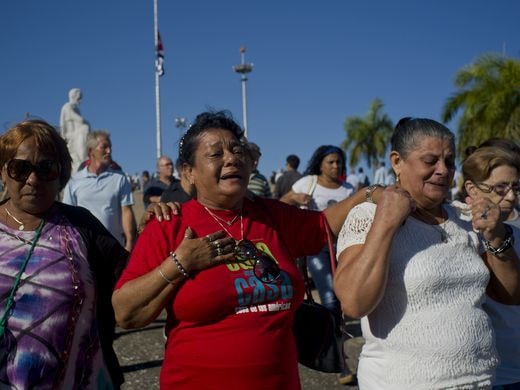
[396,174,400,184]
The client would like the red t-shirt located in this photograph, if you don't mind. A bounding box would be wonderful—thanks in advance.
[115,197,327,389]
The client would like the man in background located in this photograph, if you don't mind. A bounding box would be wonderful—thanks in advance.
[160,158,194,204]
[274,154,302,199]
[62,130,136,251]
[373,160,387,185]
[346,168,360,191]
[357,167,369,187]
[143,155,175,208]
[246,142,272,198]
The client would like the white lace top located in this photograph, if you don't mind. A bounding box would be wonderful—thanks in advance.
[337,202,498,390]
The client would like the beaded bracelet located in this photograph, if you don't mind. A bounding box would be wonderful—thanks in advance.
[170,252,191,279]
[158,268,174,284]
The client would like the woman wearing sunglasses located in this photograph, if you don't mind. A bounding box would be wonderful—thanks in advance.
[112,110,371,389]
[0,120,128,388]
[456,145,520,390]
[334,118,520,389]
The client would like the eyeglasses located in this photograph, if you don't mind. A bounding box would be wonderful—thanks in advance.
[234,240,281,284]
[475,181,520,196]
[6,159,60,182]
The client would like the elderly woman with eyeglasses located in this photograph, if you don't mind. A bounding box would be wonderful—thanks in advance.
[112,111,371,389]
[454,144,520,389]
[0,120,128,388]
[333,118,520,389]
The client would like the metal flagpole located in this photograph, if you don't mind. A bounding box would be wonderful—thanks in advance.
[233,47,253,138]
[153,0,162,159]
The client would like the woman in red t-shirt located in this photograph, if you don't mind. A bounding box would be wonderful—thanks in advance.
[112,110,372,389]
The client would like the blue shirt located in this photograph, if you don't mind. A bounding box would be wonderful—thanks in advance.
[62,167,134,244]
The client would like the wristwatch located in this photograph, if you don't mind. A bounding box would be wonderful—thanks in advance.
[365,184,384,203]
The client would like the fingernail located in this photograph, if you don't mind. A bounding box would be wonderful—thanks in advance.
[158,216,163,222]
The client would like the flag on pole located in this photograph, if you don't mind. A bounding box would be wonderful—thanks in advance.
[155,32,165,76]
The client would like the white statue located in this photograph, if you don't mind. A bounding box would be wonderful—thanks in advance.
[60,88,90,171]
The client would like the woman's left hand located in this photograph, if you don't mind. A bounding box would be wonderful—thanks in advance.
[467,197,506,243]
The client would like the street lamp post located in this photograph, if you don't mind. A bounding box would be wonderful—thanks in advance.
[233,47,253,138]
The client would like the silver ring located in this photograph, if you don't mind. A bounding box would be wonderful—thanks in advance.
[481,206,490,219]
[215,240,221,249]
[216,247,222,256]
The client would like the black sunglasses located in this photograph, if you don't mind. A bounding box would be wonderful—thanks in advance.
[6,159,60,182]
[234,240,281,284]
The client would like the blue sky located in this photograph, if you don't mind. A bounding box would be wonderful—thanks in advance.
[1,0,519,181]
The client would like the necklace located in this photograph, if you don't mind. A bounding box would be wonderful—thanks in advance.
[0,219,44,337]
[5,208,25,231]
[413,207,449,243]
[203,206,240,226]
[204,206,244,240]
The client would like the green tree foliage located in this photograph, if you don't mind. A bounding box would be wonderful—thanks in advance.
[442,54,520,156]
[342,99,394,169]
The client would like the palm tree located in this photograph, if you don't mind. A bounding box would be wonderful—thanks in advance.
[342,98,394,169]
[442,54,520,155]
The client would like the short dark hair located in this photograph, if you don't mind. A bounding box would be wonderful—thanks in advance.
[286,154,300,170]
[304,145,346,176]
[179,110,244,166]
[175,158,183,172]
[391,117,454,158]
[247,142,261,160]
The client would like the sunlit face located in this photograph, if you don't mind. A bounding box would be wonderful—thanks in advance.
[157,157,174,178]
[1,136,60,214]
[89,135,112,167]
[320,153,343,181]
[466,165,519,221]
[186,128,250,207]
[392,136,455,211]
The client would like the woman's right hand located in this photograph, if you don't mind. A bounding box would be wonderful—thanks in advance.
[279,190,312,207]
[292,193,312,207]
[375,185,415,226]
[174,228,236,275]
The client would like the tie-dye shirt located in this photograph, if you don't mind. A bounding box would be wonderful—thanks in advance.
[0,211,114,389]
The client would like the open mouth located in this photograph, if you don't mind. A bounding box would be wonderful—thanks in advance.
[221,172,243,180]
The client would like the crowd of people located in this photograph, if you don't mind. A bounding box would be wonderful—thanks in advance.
[0,111,519,389]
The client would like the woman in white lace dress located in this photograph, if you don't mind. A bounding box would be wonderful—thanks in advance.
[333,117,520,389]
